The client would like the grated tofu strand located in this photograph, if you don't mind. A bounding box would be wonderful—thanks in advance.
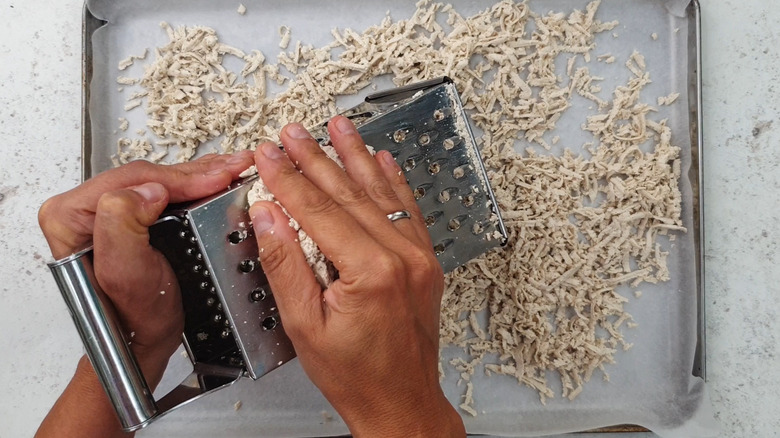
[115,0,685,413]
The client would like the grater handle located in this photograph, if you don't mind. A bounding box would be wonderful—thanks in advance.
[48,247,158,432]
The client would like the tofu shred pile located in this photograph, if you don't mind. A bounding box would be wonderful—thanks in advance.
[115,0,686,414]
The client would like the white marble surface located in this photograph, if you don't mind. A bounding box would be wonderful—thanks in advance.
[0,0,777,437]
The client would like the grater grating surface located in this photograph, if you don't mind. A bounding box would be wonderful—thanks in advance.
[310,77,508,272]
[48,77,507,431]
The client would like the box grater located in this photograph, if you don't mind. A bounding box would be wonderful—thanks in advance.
[48,77,507,432]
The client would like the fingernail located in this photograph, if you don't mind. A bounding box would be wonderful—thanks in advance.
[261,143,284,160]
[381,151,398,168]
[226,150,253,165]
[334,116,357,135]
[250,205,275,234]
[131,183,165,203]
[285,123,312,140]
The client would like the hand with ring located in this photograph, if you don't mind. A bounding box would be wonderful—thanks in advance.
[249,115,465,437]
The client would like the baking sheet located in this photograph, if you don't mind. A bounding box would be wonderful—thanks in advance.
[83,0,715,436]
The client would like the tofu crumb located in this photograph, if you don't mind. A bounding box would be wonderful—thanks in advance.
[233,401,242,411]
[118,49,148,70]
[124,99,142,111]
[237,3,246,15]
[651,32,658,40]
[657,92,680,106]
[279,25,291,49]
[118,117,129,131]
[117,76,138,85]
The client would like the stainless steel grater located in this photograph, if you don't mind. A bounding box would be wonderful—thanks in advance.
[48,77,507,432]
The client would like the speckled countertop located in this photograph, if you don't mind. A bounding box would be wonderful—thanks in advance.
[0,0,777,437]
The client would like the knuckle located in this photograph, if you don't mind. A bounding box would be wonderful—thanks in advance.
[37,197,59,230]
[303,192,341,217]
[408,248,442,284]
[365,179,398,201]
[373,251,405,280]
[335,183,371,207]
[96,191,135,217]
[257,237,291,276]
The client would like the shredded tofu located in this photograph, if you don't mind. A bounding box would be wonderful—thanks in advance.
[278,25,291,49]
[117,49,148,71]
[115,0,683,413]
[657,92,680,106]
[237,3,246,15]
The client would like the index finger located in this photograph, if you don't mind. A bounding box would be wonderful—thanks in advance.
[39,152,255,258]
[76,151,254,206]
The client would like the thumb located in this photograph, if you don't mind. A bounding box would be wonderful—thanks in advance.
[250,202,324,342]
[92,182,183,352]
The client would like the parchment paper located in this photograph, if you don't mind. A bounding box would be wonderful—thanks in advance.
[85,0,717,436]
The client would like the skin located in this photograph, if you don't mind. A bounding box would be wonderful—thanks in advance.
[35,117,465,437]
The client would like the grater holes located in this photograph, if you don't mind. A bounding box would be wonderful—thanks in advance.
[250,287,268,302]
[403,157,417,172]
[452,165,467,179]
[239,259,258,273]
[438,187,459,203]
[413,183,432,200]
[262,316,279,330]
[418,131,439,147]
[433,109,447,121]
[392,129,408,143]
[448,215,468,231]
[433,239,454,256]
[443,136,462,151]
[462,193,477,208]
[220,328,232,339]
[193,265,204,274]
[228,230,248,244]
[200,281,209,290]
[344,110,374,125]
[472,222,484,235]
[428,158,448,176]
[425,211,443,227]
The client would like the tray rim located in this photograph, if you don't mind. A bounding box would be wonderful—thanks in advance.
[80,0,705,433]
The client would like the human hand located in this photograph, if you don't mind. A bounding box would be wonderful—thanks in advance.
[36,152,254,437]
[249,116,466,437]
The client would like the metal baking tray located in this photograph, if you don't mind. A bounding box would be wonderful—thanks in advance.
[80,0,705,436]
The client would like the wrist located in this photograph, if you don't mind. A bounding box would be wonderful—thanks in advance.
[345,390,465,438]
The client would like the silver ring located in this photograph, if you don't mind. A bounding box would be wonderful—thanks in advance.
[386,210,412,222]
